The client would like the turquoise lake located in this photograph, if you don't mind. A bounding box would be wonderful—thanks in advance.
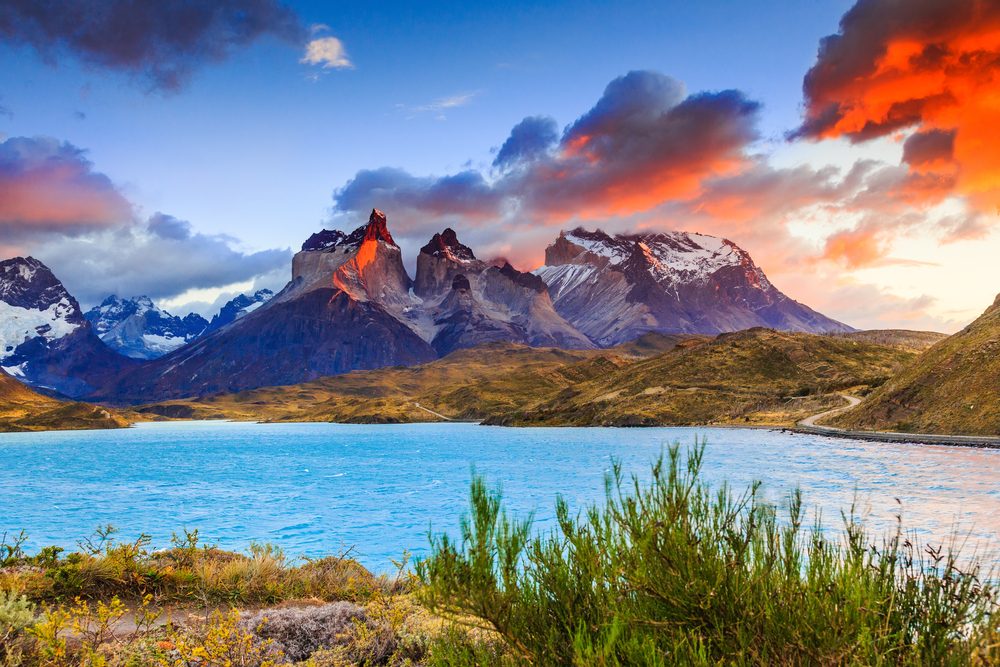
[1,421,998,570]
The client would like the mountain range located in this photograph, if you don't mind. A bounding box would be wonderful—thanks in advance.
[82,289,274,360]
[1,209,852,403]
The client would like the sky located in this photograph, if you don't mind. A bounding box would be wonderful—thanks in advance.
[1,0,998,332]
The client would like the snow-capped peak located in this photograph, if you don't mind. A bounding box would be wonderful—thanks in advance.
[556,227,752,286]
[0,256,84,362]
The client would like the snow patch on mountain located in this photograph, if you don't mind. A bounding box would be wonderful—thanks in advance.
[0,298,81,361]
[560,228,750,286]
[84,295,208,360]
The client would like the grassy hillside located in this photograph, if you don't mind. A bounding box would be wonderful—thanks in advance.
[831,296,1000,435]
[136,343,631,423]
[140,329,919,428]
[0,369,129,432]
[485,328,917,426]
[834,329,946,352]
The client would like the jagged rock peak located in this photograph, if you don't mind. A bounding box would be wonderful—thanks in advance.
[497,262,546,293]
[300,209,397,252]
[421,228,476,262]
[301,229,347,251]
[0,256,79,312]
[363,208,396,245]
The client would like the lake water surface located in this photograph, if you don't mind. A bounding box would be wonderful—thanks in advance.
[2,421,998,570]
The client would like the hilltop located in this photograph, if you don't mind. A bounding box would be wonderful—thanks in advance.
[483,328,918,427]
[830,296,1000,435]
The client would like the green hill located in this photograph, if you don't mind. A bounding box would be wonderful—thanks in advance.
[831,297,1000,435]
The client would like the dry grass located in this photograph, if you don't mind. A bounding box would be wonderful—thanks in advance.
[833,296,1000,435]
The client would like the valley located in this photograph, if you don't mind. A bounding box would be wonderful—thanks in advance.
[136,329,932,428]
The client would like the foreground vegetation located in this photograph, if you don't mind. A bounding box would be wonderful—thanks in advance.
[137,329,935,428]
[2,445,996,665]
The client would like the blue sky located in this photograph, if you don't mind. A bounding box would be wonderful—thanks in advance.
[0,1,851,251]
[2,0,996,332]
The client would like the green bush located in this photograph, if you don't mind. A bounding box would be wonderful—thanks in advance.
[0,589,36,663]
[418,444,1000,665]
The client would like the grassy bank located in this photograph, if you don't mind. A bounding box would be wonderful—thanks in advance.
[2,446,997,665]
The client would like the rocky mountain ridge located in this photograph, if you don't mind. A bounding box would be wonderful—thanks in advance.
[535,228,851,345]
[84,295,209,360]
[2,210,855,402]
[0,257,135,397]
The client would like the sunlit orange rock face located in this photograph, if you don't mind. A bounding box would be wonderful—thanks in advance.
[798,0,1000,210]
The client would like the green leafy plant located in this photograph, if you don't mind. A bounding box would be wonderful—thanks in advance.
[418,444,1000,665]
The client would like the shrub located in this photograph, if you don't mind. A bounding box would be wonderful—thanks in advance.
[418,444,1000,665]
[0,590,36,663]
[240,601,367,662]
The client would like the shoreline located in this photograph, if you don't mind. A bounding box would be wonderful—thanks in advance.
[7,414,1000,450]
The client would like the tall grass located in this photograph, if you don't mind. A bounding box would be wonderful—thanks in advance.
[418,445,1000,665]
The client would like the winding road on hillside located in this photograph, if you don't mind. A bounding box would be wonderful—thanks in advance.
[796,394,1000,449]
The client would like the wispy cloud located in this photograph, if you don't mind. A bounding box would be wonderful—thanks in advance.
[398,91,481,119]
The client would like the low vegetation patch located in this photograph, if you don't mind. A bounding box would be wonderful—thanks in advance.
[2,445,997,665]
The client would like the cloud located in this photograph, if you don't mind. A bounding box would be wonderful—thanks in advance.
[0,135,291,307]
[803,284,958,332]
[0,136,132,234]
[492,116,558,169]
[28,213,291,307]
[397,91,480,119]
[901,128,955,168]
[795,0,1000,209]
[334,167,504,237]
[521,74,760,218]
[0,0,304,91]
[337,70,760,227]
[300,35,352,69]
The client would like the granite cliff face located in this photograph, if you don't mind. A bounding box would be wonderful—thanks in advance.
[534,228,852,346]
[412,229,594,354]
[11,210,854,403]
[98,210,436,402]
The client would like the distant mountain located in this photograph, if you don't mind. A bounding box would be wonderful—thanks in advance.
[85,295,209,360]
[0,257,135,397]
[89,211,859,403]
[203,289,274,334]
[413,228,594,355]
[97,210,437,402]
[830,296,1000,435]
[535,228,852,345]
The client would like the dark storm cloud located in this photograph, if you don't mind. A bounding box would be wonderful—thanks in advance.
[0,0,304,91]
[902,129,956,167]
[492,116,558,169]
[334,70,761,226]
[335,167,504,221]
